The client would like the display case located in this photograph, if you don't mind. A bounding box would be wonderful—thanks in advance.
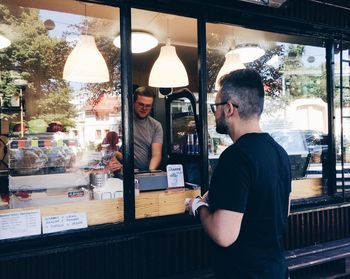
[165,89,201,186]
[7,133,90,208]
[8,133,77,176]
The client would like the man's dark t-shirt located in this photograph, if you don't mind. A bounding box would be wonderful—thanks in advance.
[208,133,291,279]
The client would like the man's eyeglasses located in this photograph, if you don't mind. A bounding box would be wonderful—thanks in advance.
[210,102,239,113]
[136,102,153,110]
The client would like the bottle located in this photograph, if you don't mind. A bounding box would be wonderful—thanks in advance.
[187,134,194,155]
[194,133,199,155]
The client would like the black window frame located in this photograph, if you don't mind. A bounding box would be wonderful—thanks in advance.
[1,0,350,252]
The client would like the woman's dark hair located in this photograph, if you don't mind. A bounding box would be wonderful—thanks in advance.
[219,69,265,119]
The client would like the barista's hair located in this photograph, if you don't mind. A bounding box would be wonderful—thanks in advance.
[219,68,264,120]
[134,86,156,102]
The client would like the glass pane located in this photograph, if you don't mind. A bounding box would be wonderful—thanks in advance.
[0,0,123,239]
[334,47,350,193]
[206,23,327,200]
[131,9,200,219]
[170,98,198,155]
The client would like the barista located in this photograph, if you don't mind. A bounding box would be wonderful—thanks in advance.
[108,86,163,173]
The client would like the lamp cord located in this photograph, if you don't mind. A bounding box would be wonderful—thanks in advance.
[84,3,88,35]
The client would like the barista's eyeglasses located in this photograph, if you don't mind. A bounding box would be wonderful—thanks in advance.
[136,102,152,110]
[210,102,239,113]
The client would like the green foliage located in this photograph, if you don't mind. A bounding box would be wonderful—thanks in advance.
[247,45,284,98]
[207,49,225,93]
[32,86,77,128]
[0,4,75,126]
[0,7,68,91]
[0,71,18,107]
[283,45,305,69]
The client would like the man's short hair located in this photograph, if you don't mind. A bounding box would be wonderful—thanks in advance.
[134,86,156,102]
[219,69,264,119]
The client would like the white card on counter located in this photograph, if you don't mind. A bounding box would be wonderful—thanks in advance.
[42,213,87,234]
[166,164,185,188]
[0,209,41,240]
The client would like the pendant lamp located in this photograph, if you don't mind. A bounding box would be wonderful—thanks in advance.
[215,50,245,90]
[149,39,188,88]
[0,34,11,49]
[63,35,109,83]
[232,44,265,63]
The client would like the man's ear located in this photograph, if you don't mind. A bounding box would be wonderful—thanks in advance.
[225,103,235,117]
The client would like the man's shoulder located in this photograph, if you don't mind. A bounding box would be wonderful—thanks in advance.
[147,116,162,128]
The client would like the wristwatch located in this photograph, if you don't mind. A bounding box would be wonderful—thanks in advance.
[191,196,209,217]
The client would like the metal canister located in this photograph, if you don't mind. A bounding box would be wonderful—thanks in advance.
[90,172,110,188]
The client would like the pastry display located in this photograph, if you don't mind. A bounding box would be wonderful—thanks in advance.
[8,137,77,176]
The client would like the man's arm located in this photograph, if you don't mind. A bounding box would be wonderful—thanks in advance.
[199,207,243,247]
[149,143,162,170]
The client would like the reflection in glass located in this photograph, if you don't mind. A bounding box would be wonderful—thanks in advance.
[0,0,123,227]
[207,22,327,200]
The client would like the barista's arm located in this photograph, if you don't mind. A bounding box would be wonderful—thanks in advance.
[149,143,162,170]
[107,156,123,172]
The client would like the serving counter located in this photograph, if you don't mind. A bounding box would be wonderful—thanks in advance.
[0,188,200,227]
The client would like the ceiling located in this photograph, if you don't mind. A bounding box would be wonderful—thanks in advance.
[1,0,327,51]
[0,0,348,68]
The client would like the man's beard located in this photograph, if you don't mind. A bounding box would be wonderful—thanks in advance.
[216,111,228,134]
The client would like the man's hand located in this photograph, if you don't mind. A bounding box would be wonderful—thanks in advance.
[185,191,209,216]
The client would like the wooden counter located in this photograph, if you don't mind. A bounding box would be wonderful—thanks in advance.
[0,178,322,230]
[291,178,323,199]
[0,188,200,226]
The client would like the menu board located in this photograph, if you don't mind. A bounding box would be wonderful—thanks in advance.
[42,213,87,234]
[0,209,41,240]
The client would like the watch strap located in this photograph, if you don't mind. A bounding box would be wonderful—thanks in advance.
[195,202,209,216]
[192,197,209,216]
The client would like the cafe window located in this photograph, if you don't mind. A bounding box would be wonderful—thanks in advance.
[0,0,123,240]
[206,22,329,200]
[130,9,200,219]
[335,46,350,194]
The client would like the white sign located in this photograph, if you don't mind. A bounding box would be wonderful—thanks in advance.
[0,209,41,240]
[42,213,87,234]
[166,164,185,188]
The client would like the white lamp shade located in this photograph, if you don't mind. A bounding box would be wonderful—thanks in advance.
[0,34,11,49]
[149,43,188,88]
[63,35,109,83]
[233,45,265,63]
[113,32,158,53]
[215,51,245,90]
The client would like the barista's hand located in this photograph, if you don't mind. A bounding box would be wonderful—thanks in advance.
[107,157,123,172]
[114,151,123,162]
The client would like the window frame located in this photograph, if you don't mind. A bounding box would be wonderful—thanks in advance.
[1,0,350,248]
